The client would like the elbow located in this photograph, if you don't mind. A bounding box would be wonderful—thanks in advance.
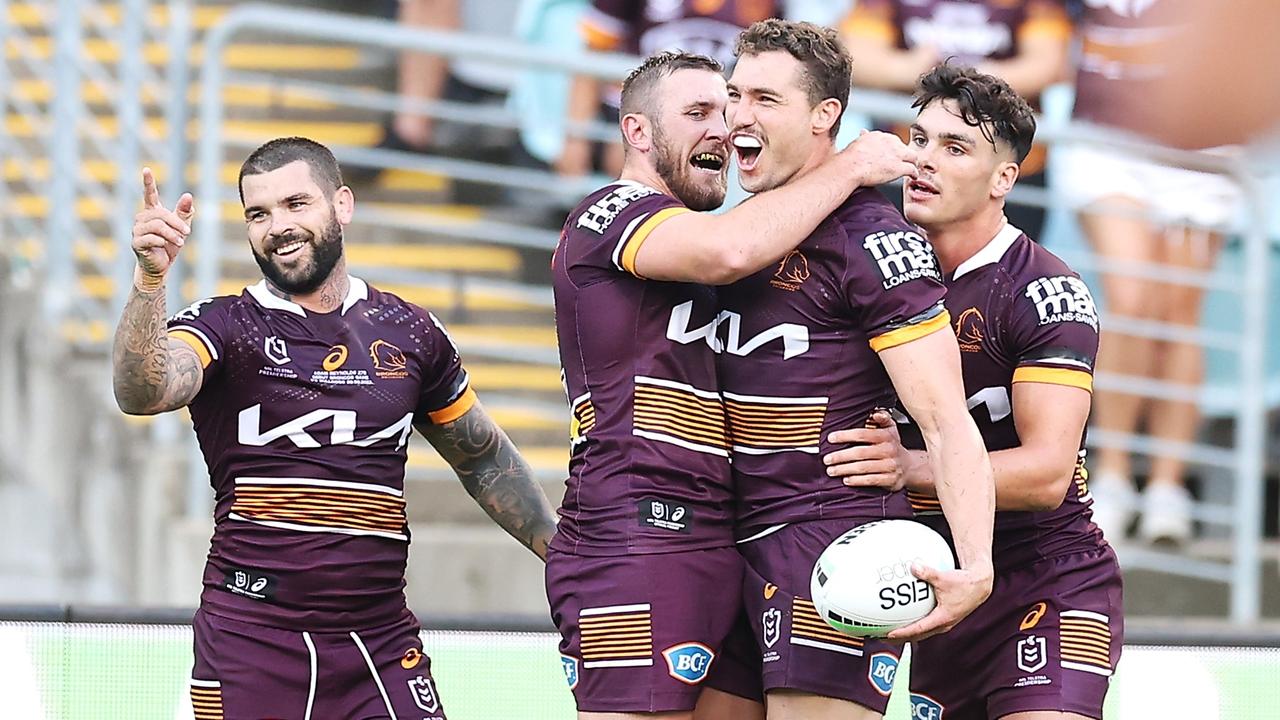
[112,383,157,416]
[700,247,755,285]
[1016,473,1074,512]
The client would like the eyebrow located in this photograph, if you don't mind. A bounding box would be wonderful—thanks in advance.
[727,83,783,99]
[243,192,312,218]
[682,99,718,112]
[910,124,977,146]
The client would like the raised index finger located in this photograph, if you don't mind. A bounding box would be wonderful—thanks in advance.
[141,167,161,209]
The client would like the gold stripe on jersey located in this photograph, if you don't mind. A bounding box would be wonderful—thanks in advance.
[579,604,654,667]
[190,682,224,720]
[1012,366,1093,392]
[169,328,213,368]
[229,477,407,541]
[1060,610,1113,674]
[570,392,595,446]
[908,490,942,515]
[427,385,478,424]
[723,392,827,454]
[620,207,691,278]
[869,310,951,353]
[791,597,866,654]
[633,376,729,456]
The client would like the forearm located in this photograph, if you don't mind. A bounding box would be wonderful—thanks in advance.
[904,444,1073,511]
[920,422,994,574]
[423,409,558,560]
[112,274,193,414]
[563,76,601,148]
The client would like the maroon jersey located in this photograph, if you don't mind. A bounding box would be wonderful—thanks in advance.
[581,0,781,73]
[1071,0,1185,134]
[843,0,1071,67]
[897,224,1105,572]
[715,188,949,536]
[553,181,734,556]
[167,278,474,631]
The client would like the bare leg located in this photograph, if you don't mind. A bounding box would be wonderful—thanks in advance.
[1001,711,1096,720]
[579,712,691,720]
[393,0,460,148]
[764,690,882,720]
[693,688,764,720]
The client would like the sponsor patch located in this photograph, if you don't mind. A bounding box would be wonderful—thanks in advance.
[1024,275,1098,330]
[638,498,692,533]
[401,647,422,670]
[576,184,659,234]
[220,567,277,601]
[662,642,715,685]
[868,652,898,696]
[1021,602,1048,630]
[560,654,579,690]
[910,693,945,720]
[862,229,941,289]
[170,298,212,322]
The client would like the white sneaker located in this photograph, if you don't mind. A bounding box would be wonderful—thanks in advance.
[1137,483,1194,546]
[1088,473,1137,542]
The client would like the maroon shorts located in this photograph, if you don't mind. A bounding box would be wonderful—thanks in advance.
[190,608,445,720]
[706,518,904,712]
[908,546,1124,720]
[545,545,744,713]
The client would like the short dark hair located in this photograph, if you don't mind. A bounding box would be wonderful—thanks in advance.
[913,64,1037,163]
[238,136,343,203]
[620,51,723,120]
[735,19,851,138]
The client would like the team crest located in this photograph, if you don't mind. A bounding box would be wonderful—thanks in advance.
[868,652,898,696]
[407,675,440,713]
[369,339,409,378]
[770,250,810,291]
[954,308,985,353]
[560,654,579,689]
[662,642,715,685]
[762,607,782,649]
[264,336,290,365]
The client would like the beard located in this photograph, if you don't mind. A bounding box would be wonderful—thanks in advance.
[252,213,344,295]
[653,122,726,212]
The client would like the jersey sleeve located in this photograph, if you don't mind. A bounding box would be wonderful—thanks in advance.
[842,216,950,352]
[1008,273,1099,392]
[564,185,691,281]
[581,0,631,52]
[413,310,478,426]
[840,0,897,44]
[166,296,230,382]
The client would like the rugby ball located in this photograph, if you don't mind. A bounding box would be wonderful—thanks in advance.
[810,519,956,637]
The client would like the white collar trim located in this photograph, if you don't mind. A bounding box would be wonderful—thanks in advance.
[951,221,1023,280]
[246,276,368,317]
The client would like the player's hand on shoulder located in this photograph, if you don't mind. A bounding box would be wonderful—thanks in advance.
[887,561,993,642]
[839,130,919,188]
[823,410,907,491]
[132,167,195,286]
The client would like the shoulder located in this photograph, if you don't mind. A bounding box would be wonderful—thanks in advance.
[167,292,243,326]
[1002,235,1079,283]
[830,188,913,236]
[565,182,682,237]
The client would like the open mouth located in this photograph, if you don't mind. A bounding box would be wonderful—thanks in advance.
[689,151,726,173]
[273,239,307,257]
[905,178,940,200]
[732,134,763,172]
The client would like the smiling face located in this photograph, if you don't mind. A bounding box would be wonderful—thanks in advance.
[903,99,1018,229]
[727,51,832,194]
[644,68,731,211]
[241,159,352,295]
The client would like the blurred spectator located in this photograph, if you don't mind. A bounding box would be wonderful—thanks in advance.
[555,1,784,179]
[841,0,1072,238]
[382,0,460,153]
[1056,0,1242,546]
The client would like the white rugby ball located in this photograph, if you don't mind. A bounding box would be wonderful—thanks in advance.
[810,519,956,637]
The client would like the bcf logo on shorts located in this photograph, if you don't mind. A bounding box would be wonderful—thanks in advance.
[560,654,579,689]
[911,693,945,720]
[662,642,715,685]
[868,652,898,696]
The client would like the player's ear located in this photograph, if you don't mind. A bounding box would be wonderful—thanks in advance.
[332,184,355,224]
[621,113,653,153]
[990,160,1019,200]
[811,98,842,137]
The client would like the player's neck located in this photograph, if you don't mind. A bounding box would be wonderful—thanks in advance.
[265,257,351,314]
[924,205,1008,277]
[620,161,669,198]
[788,141,836,185]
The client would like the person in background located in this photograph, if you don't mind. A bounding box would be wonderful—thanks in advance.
[841,0,1072,239]
[1055,0,1243,546]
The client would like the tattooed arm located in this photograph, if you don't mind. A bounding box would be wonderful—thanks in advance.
[418,401,558,560]
[112,283,205,414]
[113,167,203,415]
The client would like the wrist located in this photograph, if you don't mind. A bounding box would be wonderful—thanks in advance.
[133,266,166,294]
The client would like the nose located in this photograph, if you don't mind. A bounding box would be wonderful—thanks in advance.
[267,210,298,239]
[706,112,728,142]
[728,98,756,133]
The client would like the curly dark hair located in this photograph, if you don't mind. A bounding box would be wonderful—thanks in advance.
[735,19,852,138]
[913,64,1037,163]
[620,50,723,119]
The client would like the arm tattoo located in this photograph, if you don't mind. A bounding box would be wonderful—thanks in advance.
[111,284,204,414]
[420,403,558,560]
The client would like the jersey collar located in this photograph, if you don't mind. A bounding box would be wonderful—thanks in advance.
[950,221,1023,281]
[246,276,368,317]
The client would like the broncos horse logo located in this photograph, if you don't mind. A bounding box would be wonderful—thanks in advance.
[955,307,985,353]
[770,250,810,290]
[369,339,408,376]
